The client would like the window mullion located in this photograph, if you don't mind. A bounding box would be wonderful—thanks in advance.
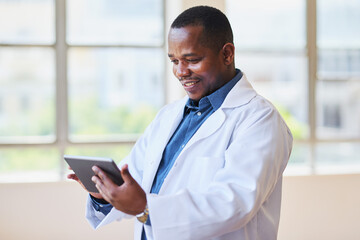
[307,0,317,172]
[55,0,68,178]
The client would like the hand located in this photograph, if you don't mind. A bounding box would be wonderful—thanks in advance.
[91,164,147,216]
[67,167,103,199]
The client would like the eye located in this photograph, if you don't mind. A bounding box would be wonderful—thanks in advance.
[187,58,202,64]
[170,59,179,65]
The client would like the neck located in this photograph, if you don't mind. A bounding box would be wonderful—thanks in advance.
[222,67,237,85]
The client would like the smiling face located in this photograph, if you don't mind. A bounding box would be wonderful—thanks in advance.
[168,25,235,101]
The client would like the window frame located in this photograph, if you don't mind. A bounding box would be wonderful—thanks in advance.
[226,0,360,174]
[1,0,359,179]
[0,0,167,179]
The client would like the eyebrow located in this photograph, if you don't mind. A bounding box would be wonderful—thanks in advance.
[168,53,198,58]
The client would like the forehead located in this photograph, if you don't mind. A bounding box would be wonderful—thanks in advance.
[168,26,207,56]
[168,25,203,43]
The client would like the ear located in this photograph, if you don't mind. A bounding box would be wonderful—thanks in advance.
[222,43,235,66]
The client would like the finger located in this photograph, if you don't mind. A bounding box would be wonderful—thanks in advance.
[92,166,119,189]
[91,175,106,195]
[67,173,79,182]
[91,175,113,203]
[92,166,109,184]
[68,173,90,193]
[91,167,118,195]
[97,188,111,203]
[120,164,134,184]
[92,166,109,185]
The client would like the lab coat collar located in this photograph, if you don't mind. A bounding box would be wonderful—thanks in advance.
[142,73,257,193]
[176,73,257,154]
[181,73,257,110]
[220,73,257,109]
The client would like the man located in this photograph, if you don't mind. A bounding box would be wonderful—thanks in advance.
[69,5,293,240]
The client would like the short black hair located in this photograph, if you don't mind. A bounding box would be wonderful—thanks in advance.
[171,5,233,51]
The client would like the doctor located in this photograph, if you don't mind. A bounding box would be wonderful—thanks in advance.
[68,5,293,240]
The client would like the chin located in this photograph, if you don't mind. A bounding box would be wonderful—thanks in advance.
[186,91,205,101]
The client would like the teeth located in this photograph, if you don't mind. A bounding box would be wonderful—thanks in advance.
[184,82,196,87]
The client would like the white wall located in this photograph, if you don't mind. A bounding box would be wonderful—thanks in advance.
[278,174,360,240]
[0,181,134,240]
[1,174,359,240]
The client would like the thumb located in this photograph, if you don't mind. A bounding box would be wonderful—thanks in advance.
[120,164,134,183]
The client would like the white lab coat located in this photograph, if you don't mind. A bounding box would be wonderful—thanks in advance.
[86,74,293,240]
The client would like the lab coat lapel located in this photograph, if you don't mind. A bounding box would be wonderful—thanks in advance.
[179,74,256,156]
[142,98,187,192]
[182,109,226,154]
[142,74,256,192]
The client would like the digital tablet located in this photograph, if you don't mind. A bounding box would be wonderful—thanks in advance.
[64,155,124,193]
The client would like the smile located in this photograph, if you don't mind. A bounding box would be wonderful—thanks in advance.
[181,80,200,91]
[180,78,200,88]
[184,82,196,87]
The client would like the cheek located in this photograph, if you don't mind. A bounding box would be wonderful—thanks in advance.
[191,59,215,74]
[191,63,204,72]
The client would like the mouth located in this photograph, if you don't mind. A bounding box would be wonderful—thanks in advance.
[180,79,200,90]
[183,82,197,87]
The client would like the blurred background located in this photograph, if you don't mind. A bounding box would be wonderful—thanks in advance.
[0,0,359,239]
[0,0,359,181]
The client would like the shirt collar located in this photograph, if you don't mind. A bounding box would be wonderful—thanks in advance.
[207,69,242,110]
[185,69,243,111]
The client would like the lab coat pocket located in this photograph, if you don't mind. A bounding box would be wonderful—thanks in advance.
[191,156,225,191]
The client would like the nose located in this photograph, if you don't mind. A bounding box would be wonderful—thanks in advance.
[175,62,191,79]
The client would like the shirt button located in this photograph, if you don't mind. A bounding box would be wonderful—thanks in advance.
[197,112,202,116]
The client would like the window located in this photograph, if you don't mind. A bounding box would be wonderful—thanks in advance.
[1,0,359,181]
[226,0,360,174]
[317,0,360,139]
[0,0,165,181]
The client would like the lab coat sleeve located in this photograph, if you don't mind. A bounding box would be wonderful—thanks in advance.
[119,101,176,184]
[86,192,137,229]
[147,102,293,240]
[85,137,150,229]
[85,104,167,229]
